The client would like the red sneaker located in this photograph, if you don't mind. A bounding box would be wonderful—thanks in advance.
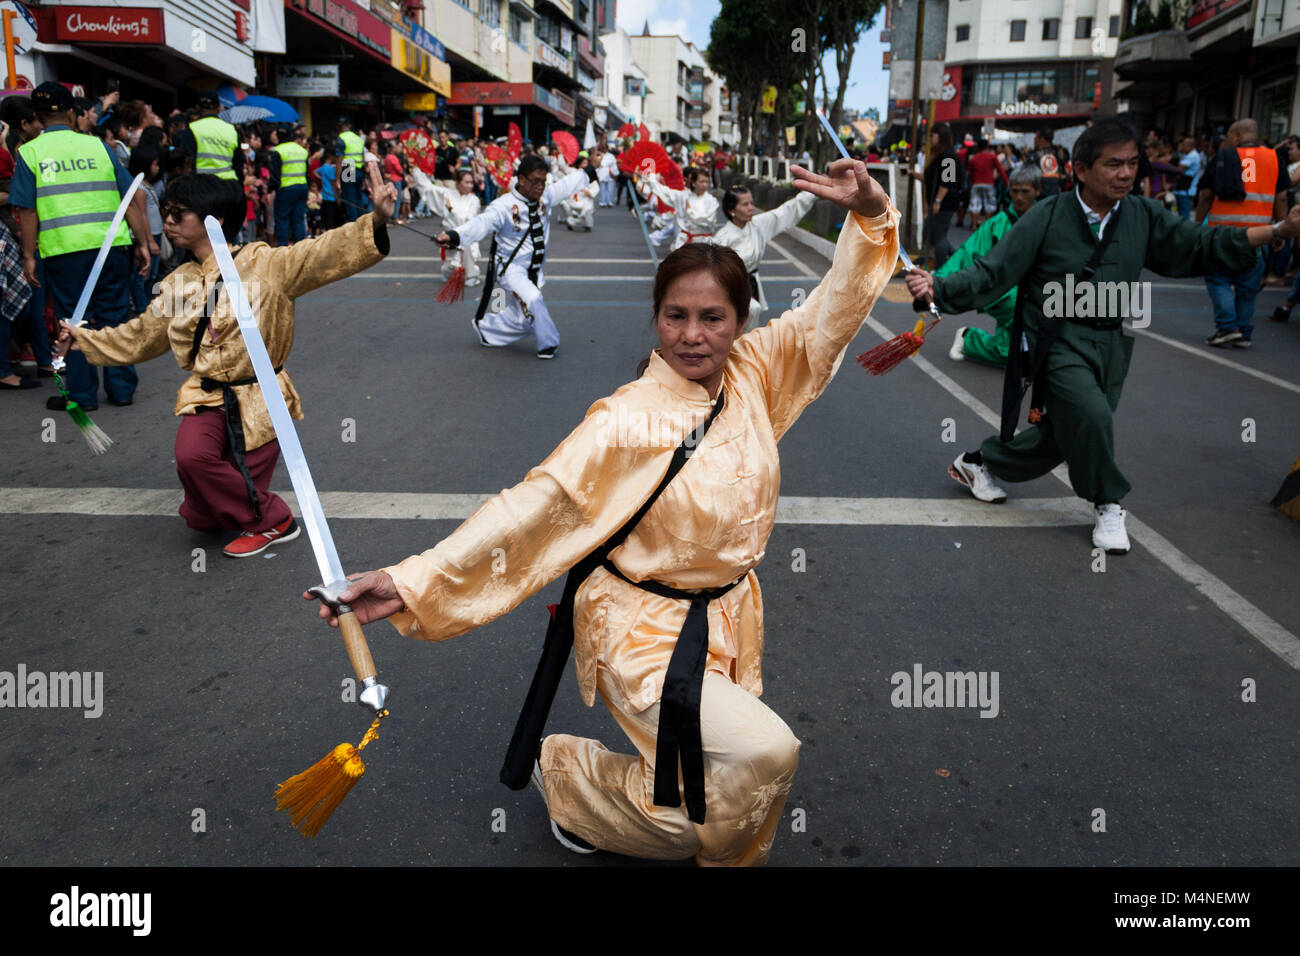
[222,516,300,558]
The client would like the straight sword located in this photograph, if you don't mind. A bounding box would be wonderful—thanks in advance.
[201,216,389,714]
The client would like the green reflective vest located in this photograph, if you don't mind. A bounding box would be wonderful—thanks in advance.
[273,141,308,188]
[339,130,364,177]
[191,115,239,180]
[17,128,131,258]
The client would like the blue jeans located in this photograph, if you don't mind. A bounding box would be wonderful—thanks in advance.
[45,246,137,408]
[1204,248,1267,340]
[0,254,51,378]
[1175,192,1193,220]
[274,184,308,244]
[128,237,161,314]
[340,178,362,222]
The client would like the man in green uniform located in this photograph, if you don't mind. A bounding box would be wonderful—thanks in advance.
[941,164,1041,367]
[180,93,243,181]
[270,126,309,244]
[906,118,1300,554]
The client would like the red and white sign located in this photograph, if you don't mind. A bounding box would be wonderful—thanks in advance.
[933,66,962,122]
[52,6,163,44]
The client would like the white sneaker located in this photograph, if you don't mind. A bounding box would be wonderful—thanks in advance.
[949,453,1008,503]
[531,759,597,854]
[1092,503,1130,554]
[949,326,968,361]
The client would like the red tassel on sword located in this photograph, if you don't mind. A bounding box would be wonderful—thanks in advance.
[857,317,939,374]
[435,265,467,304]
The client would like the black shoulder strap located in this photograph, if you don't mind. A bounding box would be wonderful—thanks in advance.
[499,390,727,790]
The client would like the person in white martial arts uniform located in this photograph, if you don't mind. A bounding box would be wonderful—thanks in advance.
[714,182,816,321]
[437,150,602,359]
[644,167,721,249]
[597,148,618,206]
[428,168,484,285]
[562,157,600,231]
[637,176,681,247]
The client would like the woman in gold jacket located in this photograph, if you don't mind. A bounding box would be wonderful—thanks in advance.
[313,159,898,866]
[56,172,395,558]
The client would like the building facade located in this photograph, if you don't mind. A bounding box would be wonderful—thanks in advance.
[628,28,724,141]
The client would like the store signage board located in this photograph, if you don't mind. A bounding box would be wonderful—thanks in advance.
[53,5,163,44]
[276,64,339,97]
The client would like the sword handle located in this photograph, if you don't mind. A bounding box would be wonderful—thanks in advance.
[337,608,377,683]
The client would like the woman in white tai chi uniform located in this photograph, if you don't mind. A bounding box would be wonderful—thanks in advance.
[428,168,483,285]
[713,183,815,321]
[643,167,720,249]
[306,159,898,866]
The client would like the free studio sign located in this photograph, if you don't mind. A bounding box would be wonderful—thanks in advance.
[995,101,1059,116]
[276,64,340,97]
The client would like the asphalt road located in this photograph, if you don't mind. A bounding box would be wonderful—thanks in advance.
[1,200,1298,867]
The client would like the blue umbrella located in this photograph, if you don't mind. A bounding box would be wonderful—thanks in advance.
[220,105,274,125]
[234,95,299,123]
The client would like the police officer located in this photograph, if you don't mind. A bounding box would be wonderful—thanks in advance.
[180,93,243,181]
[335,116,366,222]
[270,126,309,244]
[11,81,151,411]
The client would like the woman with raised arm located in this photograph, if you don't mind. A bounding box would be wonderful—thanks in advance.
[712,181,816,320]
[642,166,720,249]
[308,158,897,866]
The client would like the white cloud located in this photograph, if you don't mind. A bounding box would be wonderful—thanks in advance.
[650,18,692,43]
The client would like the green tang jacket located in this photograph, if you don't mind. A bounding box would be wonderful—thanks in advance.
[933,189,1258,340]
[935,206,1021,323]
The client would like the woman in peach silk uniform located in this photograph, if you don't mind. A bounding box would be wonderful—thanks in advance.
[311,158,899,866]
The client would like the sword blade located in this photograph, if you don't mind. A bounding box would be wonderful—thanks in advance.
[202,217,347,589]
[69,173,144,328]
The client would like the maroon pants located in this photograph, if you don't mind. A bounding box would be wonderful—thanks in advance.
[175,409,291,533]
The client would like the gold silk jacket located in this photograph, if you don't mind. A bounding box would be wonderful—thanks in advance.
[385,204,900,710]
[74,214,387,451]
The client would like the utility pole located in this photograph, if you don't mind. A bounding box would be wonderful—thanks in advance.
[904,0,925,253]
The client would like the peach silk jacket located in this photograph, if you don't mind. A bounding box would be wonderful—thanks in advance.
[384,203,900,711]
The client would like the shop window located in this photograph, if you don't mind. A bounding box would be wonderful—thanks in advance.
[1010,20,1026,41]
[955,24,970,42]
[1042,18,1059,40]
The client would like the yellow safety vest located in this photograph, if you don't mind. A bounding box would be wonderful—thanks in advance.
[191,115,239,180]
[17,128,131,257]
[274,142,308,188]
[1208,145,1279,229]
[339,130,364,178]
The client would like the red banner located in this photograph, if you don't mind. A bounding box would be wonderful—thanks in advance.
[933,66,961,123]
[48,6,164,45]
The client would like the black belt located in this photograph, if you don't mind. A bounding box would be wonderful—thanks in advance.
[600,558,743,824]
[1065,317,1124,331]
[748,271,760,301]
[199,366,282,520]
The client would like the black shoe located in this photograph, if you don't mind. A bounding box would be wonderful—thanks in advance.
[37,368,55,378]
[0,377,39,390]
[47,395,96,410]
[1232,338,1253,349]
[1271,307,1292,323]
[107,396,133,406]
[1205,329,1242,347]
[537,346,558,360]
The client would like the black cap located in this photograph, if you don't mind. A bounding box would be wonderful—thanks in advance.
[197,92,220,109]
[31,81,75,113]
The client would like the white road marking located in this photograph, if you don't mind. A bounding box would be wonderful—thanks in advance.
[860,315,1300,670]
[0,487,1094,527]
[768,237,820,278]
[1131,326,1300,396]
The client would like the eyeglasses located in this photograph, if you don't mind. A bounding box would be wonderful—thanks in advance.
[162,203,194,222]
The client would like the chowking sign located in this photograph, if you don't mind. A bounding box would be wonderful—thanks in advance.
[54,6,163,44]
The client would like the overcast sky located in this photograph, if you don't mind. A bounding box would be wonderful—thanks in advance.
[614,0,889,117]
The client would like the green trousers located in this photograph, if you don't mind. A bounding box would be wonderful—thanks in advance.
[980,322,1134,504]
[961,304,1013,367]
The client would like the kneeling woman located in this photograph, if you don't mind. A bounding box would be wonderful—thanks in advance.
[55,172,395,558]
[312,159,897,866]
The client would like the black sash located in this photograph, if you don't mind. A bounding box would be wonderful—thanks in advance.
[474,228,530,326]
[199,366,283,520]
[999,196,1122,442]
[525,200,545,285]
[500,391,728,810]
[599,558,742,823]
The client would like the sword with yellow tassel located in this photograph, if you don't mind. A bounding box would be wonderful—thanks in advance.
[811,109,941,374]
[201,215,391,838]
